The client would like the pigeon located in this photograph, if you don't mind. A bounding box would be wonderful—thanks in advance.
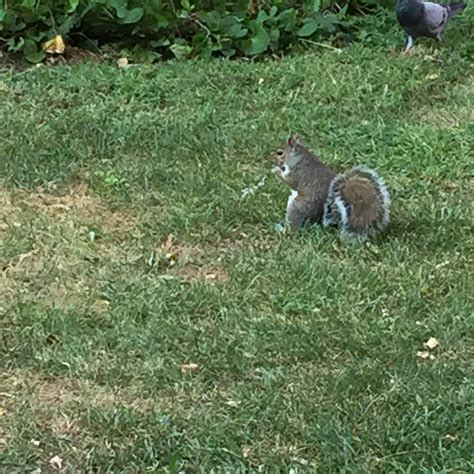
[395,0,467,52]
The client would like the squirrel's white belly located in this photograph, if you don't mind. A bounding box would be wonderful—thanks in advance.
[287,190,298,210]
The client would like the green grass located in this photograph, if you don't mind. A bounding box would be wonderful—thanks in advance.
[1,14,474,472]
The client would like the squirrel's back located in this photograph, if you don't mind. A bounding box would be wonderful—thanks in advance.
[324,166,390,241]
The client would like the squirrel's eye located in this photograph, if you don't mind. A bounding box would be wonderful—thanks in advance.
[276,150,284,157]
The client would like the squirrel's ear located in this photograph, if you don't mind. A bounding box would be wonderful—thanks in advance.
[288,133,301,147]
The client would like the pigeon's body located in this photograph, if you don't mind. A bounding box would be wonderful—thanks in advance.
[395,0,467,51]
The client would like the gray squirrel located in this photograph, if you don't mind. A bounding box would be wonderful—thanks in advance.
[269,133,390,241]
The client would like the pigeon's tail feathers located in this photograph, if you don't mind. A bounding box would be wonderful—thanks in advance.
[447,2,467,19]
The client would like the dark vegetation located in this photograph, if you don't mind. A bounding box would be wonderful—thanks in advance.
[1,0,394,62]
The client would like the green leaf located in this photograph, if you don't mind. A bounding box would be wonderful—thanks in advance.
[119,7,144,24]
[276,8,296,32]
[243,27,270,55]
[255,10,269,24]
[120,45,161,63]
[200,11,221,30]
[226,23,248,39]
[0,9,6,22]
[269,6,278,17]
[307,0,322,12]
[110,0,127,17]
[6,17,26,32]
[7,36,24,52]
[151,38,171,48]
[59,15,78,35]
[220,16,247,39]
[21,0,36,8]
[170,42,193,61]
[23,39,46,63]
[67,0,80,13]
[316,13,337,33]
[297,18,318,37]
[270,28,280,42]
[337,4,349,17]
[222,47,236,58]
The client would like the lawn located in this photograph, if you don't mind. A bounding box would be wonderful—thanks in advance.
[1,13,473,472]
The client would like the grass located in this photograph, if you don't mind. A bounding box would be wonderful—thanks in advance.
[1,11,474,472]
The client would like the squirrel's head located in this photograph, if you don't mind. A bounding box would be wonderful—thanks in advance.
[269,133,307,186]
[269,133,303,166]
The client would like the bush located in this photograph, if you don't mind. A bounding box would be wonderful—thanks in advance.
[0,1,391,62]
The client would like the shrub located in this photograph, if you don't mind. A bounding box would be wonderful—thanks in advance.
[0,1,391,62]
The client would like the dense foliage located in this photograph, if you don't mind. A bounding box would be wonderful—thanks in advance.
[0,0,392,62]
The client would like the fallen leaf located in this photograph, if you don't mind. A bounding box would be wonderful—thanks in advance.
[43,35,66,55]
[117,57,129,68]
[46,56,65,66]
[91,299,110,315]
[163,234,174,252]
[31,439,40,446]
[292,457,309,466]
[258,77,264,84]
[427,73,439,80]
[49,455,63,470]
[181,363,199,373]
[242,447,251,458]
[424,337,439,350]
[0,408,4,416]
[165,252,178,262]
[440,182,456,192]
[417,350,430,360]
[225,400,240,406]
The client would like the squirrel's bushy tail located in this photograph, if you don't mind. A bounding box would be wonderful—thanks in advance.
[323,166,390,241]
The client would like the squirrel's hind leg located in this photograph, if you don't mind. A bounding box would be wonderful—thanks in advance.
[274,222,285,233]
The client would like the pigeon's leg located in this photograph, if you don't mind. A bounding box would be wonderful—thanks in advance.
[403,36,415,54]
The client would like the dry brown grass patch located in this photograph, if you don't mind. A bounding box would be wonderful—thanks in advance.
[16,181,138,234]
[414,78,474,128]
[153,233,230,284]
[0,181,141,314]
[0,369,159,453]
[0,186,22,234]
[0,183,230,316]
